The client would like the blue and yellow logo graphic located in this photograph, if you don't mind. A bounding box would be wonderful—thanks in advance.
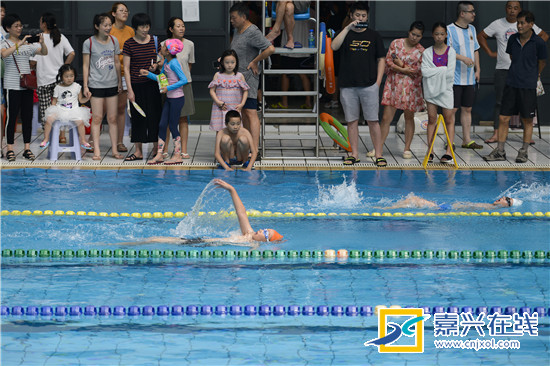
[364,308,431,353]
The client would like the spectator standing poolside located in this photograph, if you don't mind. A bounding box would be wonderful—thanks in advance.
[209,49,249,132]
[477,1,548,144]
[379,21,425,160]
[0,2,6,158]
[229,2,275,152]
[447,1,483,150]
[422,23,457,164]
[122,13,162,162]
[331,2,386,167]
[110,1,134,153]
[162,17,195,159]
[31,13,75,137]
[82,13,123,160]
[1,13,48,162]
[484,11,547,164]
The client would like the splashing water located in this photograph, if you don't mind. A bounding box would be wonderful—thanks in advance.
[500,182,550,203]
[172,180,239,238]
[311,175,365,210]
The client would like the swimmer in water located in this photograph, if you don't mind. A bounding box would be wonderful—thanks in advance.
[380,194,522,211]
[112,179,283,246]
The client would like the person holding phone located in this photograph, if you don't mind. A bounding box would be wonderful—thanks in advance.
[1,13,48,162]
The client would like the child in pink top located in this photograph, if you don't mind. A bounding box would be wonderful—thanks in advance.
[141,39,188,164]
[208,49,249,131]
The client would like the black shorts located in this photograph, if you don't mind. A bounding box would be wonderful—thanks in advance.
[243,97,258,110]
[89,87,118,98]
[453,85,475,108]
[499,86,537,119]
[281,56,312,69]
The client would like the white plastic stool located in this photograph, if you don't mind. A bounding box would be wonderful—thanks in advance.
[48,120,81,161]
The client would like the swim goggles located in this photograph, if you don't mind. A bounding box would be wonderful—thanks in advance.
[505,197,512,207]
[263,229,270,242]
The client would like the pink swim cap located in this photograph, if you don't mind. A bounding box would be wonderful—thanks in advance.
[165,39,183,55]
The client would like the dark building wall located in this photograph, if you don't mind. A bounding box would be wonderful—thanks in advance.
[4,1,549,124]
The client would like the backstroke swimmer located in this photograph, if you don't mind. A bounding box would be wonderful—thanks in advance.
[111,179,283,246]
[380,193,522,211]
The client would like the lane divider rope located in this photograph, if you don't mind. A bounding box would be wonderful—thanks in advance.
[1,305,547,317]
[2,249,548,260]
[2,209,550,219]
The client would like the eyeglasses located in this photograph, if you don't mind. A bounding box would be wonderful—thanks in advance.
[117,9,129,14]
[463,10,476,14]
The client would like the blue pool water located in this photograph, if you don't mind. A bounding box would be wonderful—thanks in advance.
[1,169,549,365]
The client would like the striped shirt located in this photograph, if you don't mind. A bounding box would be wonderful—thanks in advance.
[447,23,479,85]
[1,40,41,90]
[122,36,159,84]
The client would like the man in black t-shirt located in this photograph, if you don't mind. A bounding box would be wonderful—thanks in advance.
[331,2,386,166]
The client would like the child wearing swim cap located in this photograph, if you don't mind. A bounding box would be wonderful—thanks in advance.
[213,179,283,242]
[140,38,188,165]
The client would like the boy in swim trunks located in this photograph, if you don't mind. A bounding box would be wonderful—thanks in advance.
[215,110,257,171]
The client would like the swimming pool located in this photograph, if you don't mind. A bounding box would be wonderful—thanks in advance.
[2,169,549,365]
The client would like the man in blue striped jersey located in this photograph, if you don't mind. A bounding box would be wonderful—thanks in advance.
[447,1,483,157]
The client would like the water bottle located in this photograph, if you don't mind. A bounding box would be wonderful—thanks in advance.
[308,29,315,48]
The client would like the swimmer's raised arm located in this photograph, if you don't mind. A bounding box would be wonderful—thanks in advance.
[213,179,254,235]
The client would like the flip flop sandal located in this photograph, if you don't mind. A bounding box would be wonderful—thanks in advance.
[59,136,67,144]
[124,154,143,161]
[23,149,36,160]
[440,154,453,163]
[484,138,498,143]
[113,154,124,160]
[6,150,15,162]
[181,153,190,159]
[403,151,413,159]
[461,141,483,149]
[92,155,102,161]
[343,156,359,165]
[164,161,183,165]
[40,141,50,149]
[162,152,169,159]
[375,158,387,167]
[366,150,375,157]
[80,143,93,150]
[427,153,434,163]
[147,160,164,165]
[117,143,128,152]
[270,102,288,109]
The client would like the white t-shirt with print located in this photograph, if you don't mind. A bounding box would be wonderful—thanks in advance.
[484,17,542,70]
[53,83,81,110]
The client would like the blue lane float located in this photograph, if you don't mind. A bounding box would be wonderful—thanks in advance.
[1,305,548,317]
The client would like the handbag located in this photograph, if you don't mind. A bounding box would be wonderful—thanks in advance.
[12,53,37,89]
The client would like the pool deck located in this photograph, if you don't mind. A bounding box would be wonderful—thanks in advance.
[1,123,549,171]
